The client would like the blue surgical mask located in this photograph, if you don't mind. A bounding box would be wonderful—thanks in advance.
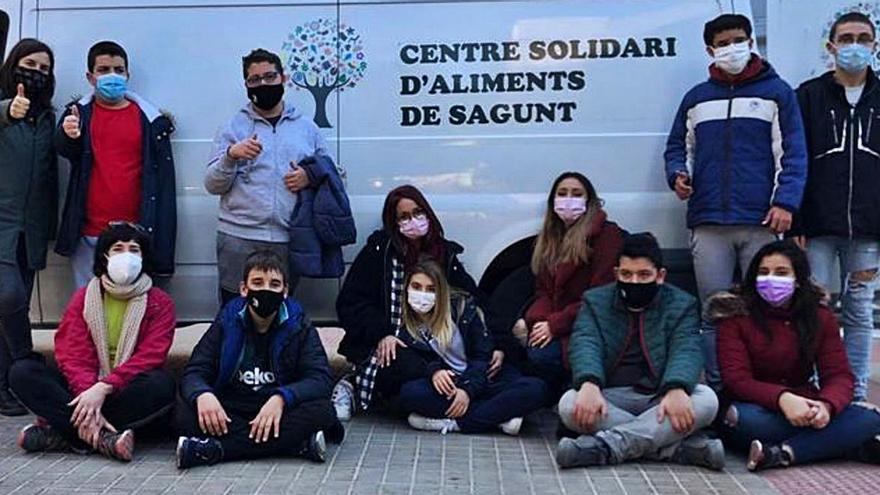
[836,43,874,73]
[95,73,128,103]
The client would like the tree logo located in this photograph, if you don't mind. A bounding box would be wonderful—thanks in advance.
[282,18,367,128]
[821,3,880,71]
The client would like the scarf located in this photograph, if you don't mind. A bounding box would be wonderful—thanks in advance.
[83,274,153,378]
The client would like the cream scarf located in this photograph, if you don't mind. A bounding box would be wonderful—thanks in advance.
[83,274,153,378]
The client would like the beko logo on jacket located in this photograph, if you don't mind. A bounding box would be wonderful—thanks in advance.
[238,367,276,390]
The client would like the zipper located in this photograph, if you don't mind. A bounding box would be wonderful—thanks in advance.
[637,313,658,378]
[868,108,875,142]
[831,109,839,146]
[848,108,855,239]
[722,85,734,218]
[609,314,636,373]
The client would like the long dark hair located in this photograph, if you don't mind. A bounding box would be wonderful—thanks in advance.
[741,240,823,360]
[0,38,55,109]
[381,185,446,269]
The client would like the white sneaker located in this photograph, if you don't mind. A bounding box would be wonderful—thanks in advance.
[407,413,460,435]
[499,417,523,436]
[331,379,355,422]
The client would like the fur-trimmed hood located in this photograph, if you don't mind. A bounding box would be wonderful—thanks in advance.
[704,283,831,322]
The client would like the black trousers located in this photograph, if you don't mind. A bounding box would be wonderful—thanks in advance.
[175,393,338,462]
[0,236,36,388]
[9,358,176,448]
[373,347,433,399]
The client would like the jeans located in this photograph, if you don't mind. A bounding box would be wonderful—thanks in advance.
[175,394,338,462]
[526,338,568,402]
[0,236,36,389]
[8,358,176,448]
[71,236,98,289]
[691,225,777,389]
[807,236,880,401]
[557,385,719,463]
[720,401,880,464]
[398,365,547,433]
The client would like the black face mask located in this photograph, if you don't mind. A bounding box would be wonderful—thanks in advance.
[247,289,284,319]
[247,83,284,111]
[617,281,660,311]
[12,67,50,108]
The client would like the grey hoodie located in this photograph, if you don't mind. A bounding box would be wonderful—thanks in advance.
[205,101,335,242]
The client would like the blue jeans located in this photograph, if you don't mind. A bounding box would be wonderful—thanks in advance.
[398,366,547,433]
[721,402,880,464]
[71,236,98,289]
[807,236,880,401]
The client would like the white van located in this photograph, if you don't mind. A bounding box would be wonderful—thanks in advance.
[3,0,807,325]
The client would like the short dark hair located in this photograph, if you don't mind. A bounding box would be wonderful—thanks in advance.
[93,223,152,277]
[242,48,284,80]
[87,40,128,72]
[617,232,664,269]
[829,12,876,42]
[242,250,287,284]
[703,14,753,46]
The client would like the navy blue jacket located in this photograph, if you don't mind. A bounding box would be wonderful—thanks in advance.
[54,93,177,276]
[180,297,333,407]
[664,61,807,228]
[288,155,356,278]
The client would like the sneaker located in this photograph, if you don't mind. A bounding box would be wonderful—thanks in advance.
[671,434,725,470]
[556,435,613,468]
[96,429,135,462]
[0,389,27,417]
[299,431,327,463]
[856,434,880,464]
[499,417,523,436]
[176,436,223,469]
[407,413,460,434]
[746,440,789,472]
[331,379,355,422]
[17,422,69,453]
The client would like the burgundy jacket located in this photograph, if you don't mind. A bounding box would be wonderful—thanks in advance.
[717,301,853,416]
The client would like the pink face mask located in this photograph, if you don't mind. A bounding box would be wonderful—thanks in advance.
[399,215,430,239]
[553,197,587,224]
[756,275,796,307]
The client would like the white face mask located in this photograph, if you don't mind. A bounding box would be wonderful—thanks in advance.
[106,251,142,285]
[713,41,751,74]
[407,289,436,314]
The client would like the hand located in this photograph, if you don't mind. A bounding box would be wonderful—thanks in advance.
[763,206,792,234]
[227,134,262,161]
[9,84,30,119]
[528,321,553,348]
[77,413,117,449]
[62,105,81,139]
[377,335,407,368]
[778,392,817,427]
[432,369,457,398]
[68,382,112,428]
[487,350,505,380]
[806,399,831,429]
[196,392,231,436]
[657,389,695,434]
[249,395,285,443]
[573,382,607,432]
[445,389,470,418]
[284,163,311,193]
[793,236,807,250]
[674,173,693,200]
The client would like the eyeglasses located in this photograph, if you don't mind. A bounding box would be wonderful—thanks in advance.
[835,34,876,45]
[397,209,427,225]
[245,71,281,87]
[108,220,147,234]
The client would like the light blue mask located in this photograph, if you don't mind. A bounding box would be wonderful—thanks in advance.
[95,73,128,103]
[836,43,874,73]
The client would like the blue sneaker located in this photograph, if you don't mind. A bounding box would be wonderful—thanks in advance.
[176,436,223,469]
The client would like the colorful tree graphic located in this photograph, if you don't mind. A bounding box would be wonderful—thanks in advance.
[282,18,367,128]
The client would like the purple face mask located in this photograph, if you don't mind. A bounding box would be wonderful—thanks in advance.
[399,215,429,239]
[756,275,796,307]
[554,196,587,224]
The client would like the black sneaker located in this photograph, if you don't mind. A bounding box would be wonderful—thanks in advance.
[176,436,223,469]
[299,431,327,463]
[746,440,790,471]
[0,389,27,417]
[17,422,69,453]
[856,434,880,464]
[556,435,613,468]
[671,434,725,470]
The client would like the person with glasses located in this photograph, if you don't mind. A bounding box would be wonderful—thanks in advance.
[204,48,336,305]
[791,12,880,403]
[332,185,484,420]
[55,41,177,289]
[0,38,58,416]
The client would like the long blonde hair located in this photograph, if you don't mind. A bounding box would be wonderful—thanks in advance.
[531,172,602,275]
[402,259,454,348]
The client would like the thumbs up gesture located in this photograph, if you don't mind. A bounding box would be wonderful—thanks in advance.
[9,84,30,120]
[63,105,81,139]
[227,133,263,161]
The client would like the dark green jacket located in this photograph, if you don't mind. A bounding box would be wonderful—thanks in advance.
[569,283,703,394]
[0,96,57,270]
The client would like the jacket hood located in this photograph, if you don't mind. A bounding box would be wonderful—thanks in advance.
[708,56,775,87]
[365,228,464,256]
[77,91,165,123]
[817,68,880,103]
[240,99,303,122]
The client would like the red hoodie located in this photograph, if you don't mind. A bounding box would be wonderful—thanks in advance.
[54,286,176,395]
[525,210,624,366]
[717,305,853,416]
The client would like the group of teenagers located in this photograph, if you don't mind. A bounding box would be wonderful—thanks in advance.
[2,9,880,473]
